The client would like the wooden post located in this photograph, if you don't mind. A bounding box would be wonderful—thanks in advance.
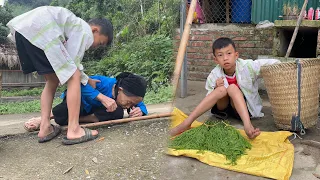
[171,0,197,100]
[226,0,230,23]
[285,0,308,58]
[0,71,2,97]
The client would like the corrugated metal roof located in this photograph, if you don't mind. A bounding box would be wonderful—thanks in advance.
[251,0,283,24]
[251,0,320,24]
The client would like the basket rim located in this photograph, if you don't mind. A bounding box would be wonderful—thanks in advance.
[261,58,320,71]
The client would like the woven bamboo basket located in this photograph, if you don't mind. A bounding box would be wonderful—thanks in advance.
[260,59,320,130]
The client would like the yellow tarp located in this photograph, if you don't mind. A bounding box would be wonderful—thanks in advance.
[167,108,294,180]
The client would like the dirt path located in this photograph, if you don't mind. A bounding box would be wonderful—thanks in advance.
[0,119,170,179]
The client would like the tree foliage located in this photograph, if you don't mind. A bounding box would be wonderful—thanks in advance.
[1,0,180,90]
[85,34,174,90]
[66,0,180,89]
[0,6,14,43]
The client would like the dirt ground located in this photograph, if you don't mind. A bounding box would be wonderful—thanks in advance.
[0,119,171,180]
[1,81,320,179]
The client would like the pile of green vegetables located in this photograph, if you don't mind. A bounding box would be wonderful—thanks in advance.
[169,121,252,165]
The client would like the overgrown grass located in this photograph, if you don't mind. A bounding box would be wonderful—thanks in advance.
[1,86,67,97]
[143,86,173,104]
[0,85,173,115]
[0,98,62,115]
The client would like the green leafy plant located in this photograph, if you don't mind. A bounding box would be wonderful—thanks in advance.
[0,98,62,115]
[0,86,66,97]
[169,121,252,166]
[0,6,14,43]
[86,34,174,90]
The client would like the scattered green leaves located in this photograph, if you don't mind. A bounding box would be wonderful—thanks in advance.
[0,98,62,115]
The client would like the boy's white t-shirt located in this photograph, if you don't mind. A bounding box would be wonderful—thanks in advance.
[7,6,94,85]
[205,58,280,118]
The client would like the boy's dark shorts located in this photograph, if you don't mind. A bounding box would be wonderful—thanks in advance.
[211,99,251,120]
[15,31,55,75]
[52,98,124,126]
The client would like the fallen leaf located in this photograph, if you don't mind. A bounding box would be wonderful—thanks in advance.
[63,166,74,174]
[55,144,62,148]
[96,137,105,142]
[92,157,98,163]
[85,169,89,175]
[76,145,91,149]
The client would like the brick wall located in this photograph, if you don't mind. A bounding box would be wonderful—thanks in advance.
[174,24,274,81]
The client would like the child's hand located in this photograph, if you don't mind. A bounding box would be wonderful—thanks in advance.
[129,106,143,117]
[216,77,224,87]
[96,94,118,112]
[88,78,101,89]
[170,122,191,136]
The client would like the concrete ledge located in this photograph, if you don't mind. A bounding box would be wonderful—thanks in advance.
[275,20,320,28]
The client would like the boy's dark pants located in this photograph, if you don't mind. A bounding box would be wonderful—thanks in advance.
[15,32,55,75]
[211,97,251,120]
[52,98,124,126]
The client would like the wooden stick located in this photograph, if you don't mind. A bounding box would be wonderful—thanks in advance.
[285,0,308,58]
[62,112,172,129]
[226,0,230,23]
[0,72,2,97]
[171,0,197,100]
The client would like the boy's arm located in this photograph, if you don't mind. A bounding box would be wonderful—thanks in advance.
[252,59,281,78]
[205,71,218,95]
[81,75,109,100]
[81,82,101,101]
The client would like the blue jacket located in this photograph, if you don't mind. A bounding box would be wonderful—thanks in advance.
[62,75,148,115]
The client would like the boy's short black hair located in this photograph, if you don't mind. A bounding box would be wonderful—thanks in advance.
[212,37,236,55]
[88,18,113,45]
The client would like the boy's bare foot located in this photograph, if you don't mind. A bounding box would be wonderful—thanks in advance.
[38,121,54,139]
[66,126,98,140]
[244,124,260,139]
[24,117,41,132]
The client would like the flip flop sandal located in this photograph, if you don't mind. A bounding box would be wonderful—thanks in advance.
[38,125,61,143]
[62,127,99,145]
[212,112,228,120]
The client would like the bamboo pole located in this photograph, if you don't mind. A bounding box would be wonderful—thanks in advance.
[285,0,308,58]
[171,0,197,100]
[0,71,2,97]
[226,0,230,23]
[62,112,172,130]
